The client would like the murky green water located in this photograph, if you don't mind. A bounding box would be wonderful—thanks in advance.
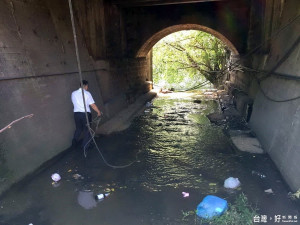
[0,94,299,225]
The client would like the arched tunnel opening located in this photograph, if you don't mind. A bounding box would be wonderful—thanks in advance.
[150,29,232,91]
[0,0,299,224]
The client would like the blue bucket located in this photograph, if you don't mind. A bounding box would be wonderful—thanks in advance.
[196,195,228,219]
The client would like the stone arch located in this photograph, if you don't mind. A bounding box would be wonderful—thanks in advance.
[136,24,239,58]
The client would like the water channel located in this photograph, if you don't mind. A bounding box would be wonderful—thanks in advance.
[0,93,299,225]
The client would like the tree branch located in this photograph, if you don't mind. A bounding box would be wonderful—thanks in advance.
[176,37,195,43]
[164,60,190,66]
[189,45,214,51]
[177,66,197,70]
[0,114,34,134]
[163,41,185,52]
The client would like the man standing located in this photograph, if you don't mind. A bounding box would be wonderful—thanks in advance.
[71,80,101,149]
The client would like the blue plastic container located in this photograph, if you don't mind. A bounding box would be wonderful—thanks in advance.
[196,195,228,219]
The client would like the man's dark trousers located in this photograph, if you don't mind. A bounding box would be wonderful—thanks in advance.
[72,112,92,148]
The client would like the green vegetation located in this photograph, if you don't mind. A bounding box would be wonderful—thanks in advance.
[152,30,229,90]
[181,193,257,225]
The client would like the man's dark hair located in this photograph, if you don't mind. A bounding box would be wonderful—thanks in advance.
[80,80,88,86]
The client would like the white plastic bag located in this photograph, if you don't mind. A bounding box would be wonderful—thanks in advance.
[224,177,241,189]
[51,173,61,182]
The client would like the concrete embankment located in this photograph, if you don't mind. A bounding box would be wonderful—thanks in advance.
[97,90,157,135]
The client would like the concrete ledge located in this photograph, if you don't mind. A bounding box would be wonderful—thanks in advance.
[103,94,127,118]
[229,130,265,154]
[97,90,157,135]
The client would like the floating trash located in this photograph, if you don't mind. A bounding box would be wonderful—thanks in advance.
[224,177,241,189]
[95,193,110,200]
[73,174,84,180]
[196,195,228,219]
[252,170,266,178]
[182,192,189,198]
[104,188,111,192]
[51,173,61,182]
[264,189,274,194]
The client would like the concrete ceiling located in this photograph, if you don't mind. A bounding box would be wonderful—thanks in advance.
[111,0,222,7]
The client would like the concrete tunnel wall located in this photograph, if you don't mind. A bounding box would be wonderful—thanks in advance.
[237,0,300,192]
[1,0,299,195]
[0,0,151,194]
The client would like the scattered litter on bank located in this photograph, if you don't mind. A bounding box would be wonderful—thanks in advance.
[288,189,300,200]
[224,177,241,189]
[196,195,228,219]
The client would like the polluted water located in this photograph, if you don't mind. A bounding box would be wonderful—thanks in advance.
[0,92,299,225]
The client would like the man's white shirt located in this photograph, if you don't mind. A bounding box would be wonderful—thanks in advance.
[71,88,95,113]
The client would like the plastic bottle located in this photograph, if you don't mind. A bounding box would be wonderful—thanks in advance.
[95,193,110,200]
[251,170,266,178]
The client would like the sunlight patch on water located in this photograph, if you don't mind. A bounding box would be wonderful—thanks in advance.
[135,96,235,192]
